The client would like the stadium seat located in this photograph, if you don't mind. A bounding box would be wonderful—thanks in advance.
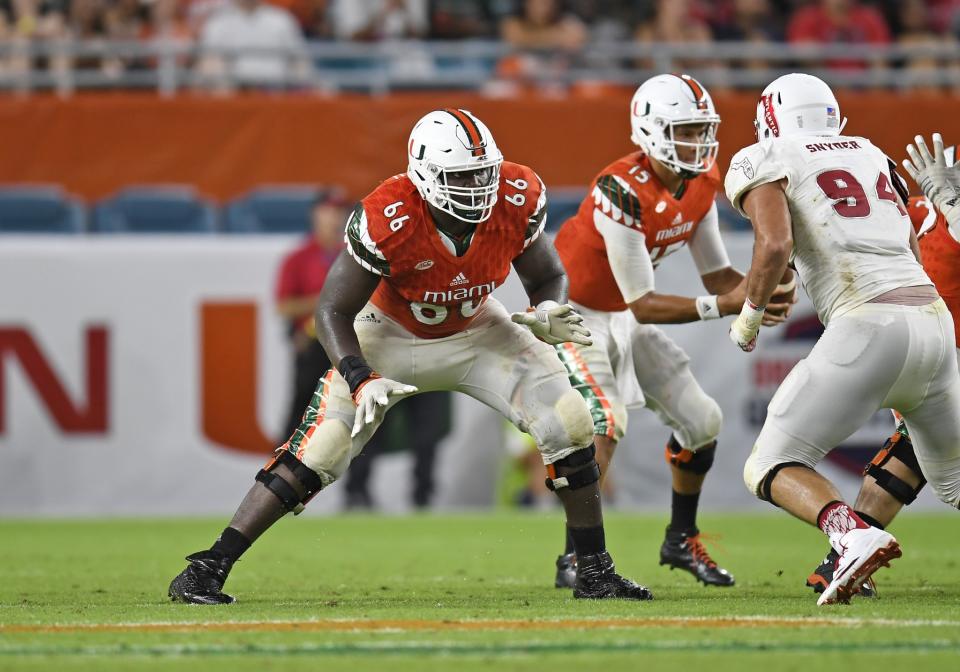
[0,185,85,233]
[224,185,324,234]
[92,185,217,233]
[545,188,586,232]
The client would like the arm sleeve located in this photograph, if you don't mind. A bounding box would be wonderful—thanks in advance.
[724,143,790,217]
[687,202,732,276]
[594,207,656,303]
[523,172,547,250]
[345,204,391,276]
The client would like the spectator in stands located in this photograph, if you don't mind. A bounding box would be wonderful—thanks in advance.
[787,0,891,72]
[331,0,426,40]
[298,0,334,39]
[634,0,713,70]
[712,0,782,73]
[197,0,313,91]
[103,0,148,74]
[142,0,192,42]
[428,0,495,40]
[63,0,110,77]
[275,190,347,441]
[495,0,587,95]
[895,0,958,93]
[330,0,433,81]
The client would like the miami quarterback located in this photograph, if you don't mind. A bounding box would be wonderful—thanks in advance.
[549,73,794,589]
[726,74,960,605]
[806,136,960,597]
[167,108,653,604]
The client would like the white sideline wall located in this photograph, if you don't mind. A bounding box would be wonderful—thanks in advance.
[0,234,943,516]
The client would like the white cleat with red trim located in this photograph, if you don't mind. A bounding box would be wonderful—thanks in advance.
[817,527,901,606]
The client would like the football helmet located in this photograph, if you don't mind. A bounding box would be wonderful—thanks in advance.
[407,108,504,224]
[754,73,847,144]
[630,73,720,178]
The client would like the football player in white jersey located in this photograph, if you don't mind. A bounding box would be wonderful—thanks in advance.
[806,137,960,597]
[725,74,960,605]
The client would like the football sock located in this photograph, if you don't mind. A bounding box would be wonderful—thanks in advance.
[854,510,885,530]
[668,489,700,533]
[211,526,252,562]
[564,528,575,555]
[568,525,606,557]
[817,501,869,551]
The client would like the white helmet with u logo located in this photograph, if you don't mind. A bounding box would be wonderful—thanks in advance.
[407,108,504,223]
[630,73,720,178]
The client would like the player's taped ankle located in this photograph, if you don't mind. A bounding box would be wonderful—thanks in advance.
[863,431,926,505]
[255,450,325,514]
[664,436,716,475]
[545,444,601,492]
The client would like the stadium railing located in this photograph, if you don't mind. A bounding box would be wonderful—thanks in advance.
[1,40,958,96]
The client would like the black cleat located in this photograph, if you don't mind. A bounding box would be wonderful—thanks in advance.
[168,551,236,605]
[573,551,653,600]
[806,548,876,598]
[555,552,577,589]
[659,527,735,587]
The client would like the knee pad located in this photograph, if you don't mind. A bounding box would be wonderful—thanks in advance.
[665,435,715,475]
[256,450,325,514]
[544,444,601,492]
[863,431,926,505]
[550,388,595,452]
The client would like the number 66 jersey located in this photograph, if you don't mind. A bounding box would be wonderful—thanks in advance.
[725,135,932,325]
[345,161,546,338]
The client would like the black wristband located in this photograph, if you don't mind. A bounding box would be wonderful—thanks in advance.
[338,355,374,395]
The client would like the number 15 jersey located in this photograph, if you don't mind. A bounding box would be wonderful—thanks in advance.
[725,134,931,326]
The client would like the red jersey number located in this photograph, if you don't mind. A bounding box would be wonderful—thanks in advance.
[816,169,908,219]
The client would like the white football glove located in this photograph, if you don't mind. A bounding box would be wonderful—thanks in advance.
[351,376,418,438]
[903,133,960,229]
[510,301,592,346]
[729,300,765,353]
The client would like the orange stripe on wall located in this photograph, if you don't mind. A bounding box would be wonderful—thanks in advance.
[0,92,958,201]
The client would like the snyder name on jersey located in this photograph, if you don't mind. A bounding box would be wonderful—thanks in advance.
[725,134,933,325]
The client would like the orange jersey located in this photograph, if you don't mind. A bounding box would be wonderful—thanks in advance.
[555,152,721,312]
[346,161,546,338]
[908,196,960,347]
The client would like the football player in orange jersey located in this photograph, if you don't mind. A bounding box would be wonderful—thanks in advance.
[806,135,960,597]
[168,108,654,605]
[550,73,794,589]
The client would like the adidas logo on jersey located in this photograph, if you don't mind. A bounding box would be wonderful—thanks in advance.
[355,312,381,324]
[449,272,470,286]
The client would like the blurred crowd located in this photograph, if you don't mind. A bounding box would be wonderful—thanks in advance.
[1,0,959,89]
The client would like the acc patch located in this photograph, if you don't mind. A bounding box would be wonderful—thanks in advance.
[415,260,434,270]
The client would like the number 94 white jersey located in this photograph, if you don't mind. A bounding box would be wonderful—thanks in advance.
[725,135,932,326]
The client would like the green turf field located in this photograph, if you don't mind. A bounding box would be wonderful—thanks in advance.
[1,512,958,671]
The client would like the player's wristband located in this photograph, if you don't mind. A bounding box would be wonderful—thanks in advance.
[738,299,766,330]
[338,355,377,397]
[695,295,720,321]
